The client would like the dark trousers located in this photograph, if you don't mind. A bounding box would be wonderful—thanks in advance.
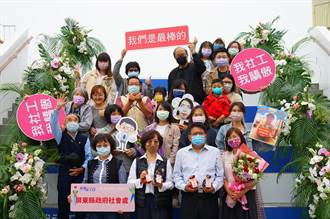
[181,192,218,219]
[89,212,119,219]
[136,194,169,219]
[57,166,85,219]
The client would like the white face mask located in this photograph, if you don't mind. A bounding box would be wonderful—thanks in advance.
[230,112,244,121]
[192,116,206,123]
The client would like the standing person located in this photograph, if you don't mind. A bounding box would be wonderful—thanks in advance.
[64,87,93,137]
[215,102,252,152]
[167,79,188,104]
[173,123,224,219]
[113,48,153,98]
[203,79,231,130]
[104,104,138,177]
[179,105,217,149]
[205,48,231,94]
[168,42,206,104]
[80,52,118,104]
[145,101,180,166]
[83,133,127,219]
[197,41,214,92]
[116,76,153,132]
[51,96,93,219]
[89,85,111,137]
[128,130,174,219]
[212,38,226,53]
[221,127,259,219]
[220,73,243,103]
[227,41,242,59]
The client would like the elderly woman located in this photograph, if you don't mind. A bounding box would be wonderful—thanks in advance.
[128,130,174,219]
[64,87,93,137]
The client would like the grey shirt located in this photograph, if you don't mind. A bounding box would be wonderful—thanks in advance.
[113,60,154,98]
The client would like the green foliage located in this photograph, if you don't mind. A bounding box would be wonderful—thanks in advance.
[11,189,46,219]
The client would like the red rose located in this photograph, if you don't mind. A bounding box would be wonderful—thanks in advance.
[254,168,260,174]
[247,157,253,162]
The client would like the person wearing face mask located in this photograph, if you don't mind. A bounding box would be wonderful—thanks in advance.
[203,79,231,130]
[113,49,154,98]
[151,86,167,112]
[205,48,231,94]
[179,106,217,149]
[116,76,153,132]
[173,123,223,219]
[145,101,180,166]
[227,41,242,59]
[198,41,215,93]
[215,102,252,153]
[50,95,93,219]
[64,87,93,137]
[168,42,206,104]
[104,104,138,178]
[212,38,226,53]
[220,73,243,103]
[167,79,188,104]
[80,52,118,104]
[221,127,259,219]
[81,134,127,219]
[128,130,174,219]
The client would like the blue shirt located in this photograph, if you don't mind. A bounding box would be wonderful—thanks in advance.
[173,144,224,192]
[50,109,93,169]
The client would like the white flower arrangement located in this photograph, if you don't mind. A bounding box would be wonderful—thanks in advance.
[294,143,330,218]
[0,143,46,218]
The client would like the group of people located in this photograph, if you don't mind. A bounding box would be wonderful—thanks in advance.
[50,37,265,219]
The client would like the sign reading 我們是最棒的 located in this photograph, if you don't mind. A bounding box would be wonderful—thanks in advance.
[125,25,189,50]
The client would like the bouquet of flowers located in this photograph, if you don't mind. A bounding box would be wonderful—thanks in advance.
[0,142,46,219]
[226,144,269,210]
[294,143,330,219]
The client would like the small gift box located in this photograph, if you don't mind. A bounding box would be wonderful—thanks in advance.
[203,175,212,188]
[155,170,163,184]
[145,173,152,183]
[189,175,198,188]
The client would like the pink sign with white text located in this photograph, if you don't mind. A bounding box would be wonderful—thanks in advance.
[16,94,65,141]
[126,25,189,50]
[230,48,276,92]
[70,184,135,212]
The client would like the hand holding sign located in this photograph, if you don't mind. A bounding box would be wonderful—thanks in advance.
[121,48,127,60]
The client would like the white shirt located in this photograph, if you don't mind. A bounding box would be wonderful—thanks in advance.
[155,124,168,136]
[127,153,174,194]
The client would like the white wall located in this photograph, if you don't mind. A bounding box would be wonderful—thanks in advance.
[0,0,313,82]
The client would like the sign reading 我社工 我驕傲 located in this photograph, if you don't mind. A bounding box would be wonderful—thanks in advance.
[230,48,276,92]
[16,94,65,141]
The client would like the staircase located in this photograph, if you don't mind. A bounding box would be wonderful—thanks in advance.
[0,27,32,144]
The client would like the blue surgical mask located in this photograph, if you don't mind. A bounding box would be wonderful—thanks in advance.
[215,58,229,67]
[66,122,79,133]
[191,135,206,147]
[127,71,140,77]
[213,43,224,51]
[128,85,140,94]
[173,89,185,98]
[96,146,111,156]
[212,87,222,95]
